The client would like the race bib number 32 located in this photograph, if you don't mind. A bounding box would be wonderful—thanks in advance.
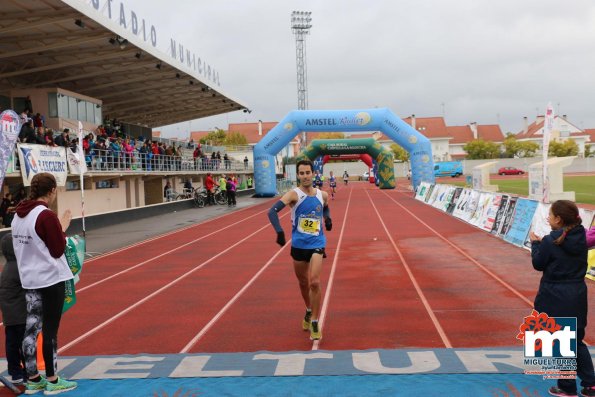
[298,217,320,236]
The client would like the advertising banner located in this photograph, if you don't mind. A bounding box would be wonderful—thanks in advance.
[491,195,510,235]
[482,194,504,232]
[498,196,518,237]
[523,202,552,249]
[446,187,463,214]
[16,143,67,186]
[0,110,21,188]
[504,198,539,246]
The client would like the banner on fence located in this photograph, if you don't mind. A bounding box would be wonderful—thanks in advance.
[16,143,67,186]
[504,198,539,246]
[498,196,518,237]
[491,195,510,235]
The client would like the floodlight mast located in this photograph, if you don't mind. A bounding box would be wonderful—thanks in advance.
[291,10,312,150]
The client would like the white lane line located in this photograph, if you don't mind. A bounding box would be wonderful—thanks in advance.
[387,191,533,307]
[58,213,288,354]
[312,186,354,351]
[180,241,291,353]
[76,207,271,294]
[366,189,452,348]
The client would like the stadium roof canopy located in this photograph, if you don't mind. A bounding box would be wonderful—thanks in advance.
[0,0,247,128]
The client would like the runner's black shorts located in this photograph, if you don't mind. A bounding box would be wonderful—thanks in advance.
[291,246,326,262]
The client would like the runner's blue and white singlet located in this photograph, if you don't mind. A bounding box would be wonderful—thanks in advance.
[291,187,326,249]
[329,176,336,187]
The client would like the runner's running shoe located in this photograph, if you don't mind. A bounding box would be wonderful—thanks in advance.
[302,310,312,331]
[310,321,322,340]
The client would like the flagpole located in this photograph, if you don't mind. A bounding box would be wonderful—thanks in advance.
[542,103,554,204]
[77,122,86,240]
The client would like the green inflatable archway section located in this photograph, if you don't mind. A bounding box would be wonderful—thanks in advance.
[296,138,395,189]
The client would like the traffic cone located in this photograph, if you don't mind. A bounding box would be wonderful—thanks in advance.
[37,333,45,371]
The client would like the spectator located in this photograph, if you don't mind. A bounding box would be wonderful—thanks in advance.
[14,187,26,204]
[24,96,33,113]
[226,176,236,207]
[223,153,228,170]
[0,193,16,227]
[18,120,35,143]
[11,172,78,394]
[184,179,193,193]
[205,173,216,205]
[54,130,69,148]
[244,156,249,170]
[33,113,43,129]
[164,181,172,201]
[0,233,27,385]
[587,225,595,249]
[247,176,253,189]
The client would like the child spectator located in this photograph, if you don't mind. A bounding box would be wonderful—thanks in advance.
[0,233,26,385]
[529,200,595,397]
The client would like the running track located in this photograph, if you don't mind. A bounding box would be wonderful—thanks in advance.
[1,182,593,357]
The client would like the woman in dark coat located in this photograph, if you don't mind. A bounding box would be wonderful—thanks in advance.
[530,200,595,397]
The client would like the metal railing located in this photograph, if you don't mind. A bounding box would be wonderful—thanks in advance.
[85,149,252,173]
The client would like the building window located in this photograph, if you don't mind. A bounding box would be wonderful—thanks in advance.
[68,96,77,120]
[65,180,81,191]
[48,93,58,118]
[57,94,68,118]
[94,105,102,125]
[96,179,119,189]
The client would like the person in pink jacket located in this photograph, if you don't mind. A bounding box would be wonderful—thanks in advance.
[587,225,595,248]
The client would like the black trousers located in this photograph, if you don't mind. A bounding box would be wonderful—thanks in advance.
[227,190,236,206]
[5,324,25,378]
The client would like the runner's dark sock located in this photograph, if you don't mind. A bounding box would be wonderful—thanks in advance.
[29,375,41,383]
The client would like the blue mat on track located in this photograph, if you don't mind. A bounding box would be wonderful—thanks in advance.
[52,373,559,397]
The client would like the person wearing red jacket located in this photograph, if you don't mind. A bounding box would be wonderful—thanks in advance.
[204,173,217,205]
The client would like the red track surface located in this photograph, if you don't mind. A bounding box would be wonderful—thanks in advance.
[1,182,594,356]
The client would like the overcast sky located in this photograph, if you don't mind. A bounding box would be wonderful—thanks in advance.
[123,0,595,138]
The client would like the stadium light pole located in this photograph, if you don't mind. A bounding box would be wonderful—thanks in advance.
[291,10,312,151]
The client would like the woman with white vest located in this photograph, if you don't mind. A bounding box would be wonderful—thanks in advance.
[11,172,77,394]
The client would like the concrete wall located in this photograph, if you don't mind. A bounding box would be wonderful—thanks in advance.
[460,157,595,174]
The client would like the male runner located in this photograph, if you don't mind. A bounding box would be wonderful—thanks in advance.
[267,159,332,340]
[328,171,337,200]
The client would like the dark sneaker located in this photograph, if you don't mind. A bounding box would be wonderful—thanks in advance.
[10,376,24,385]
[310,321,322,340]
[549,386,578,397]
[302,310,312,331]
[581,386,595,397]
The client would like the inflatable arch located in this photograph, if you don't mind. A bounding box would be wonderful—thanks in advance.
[253,108,435,197]
[322,154,373,168]
[297,138,394,188]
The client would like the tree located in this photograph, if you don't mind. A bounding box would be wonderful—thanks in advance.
[317,132,345,139]
[390,143,410,162]
[585,144,594,158]
[548,139,578,157]
[517,141,540,157]
[199,128,226,145]
[502,134,539,158]
[224,131,248,145]
[502,133,521,158]
[463,139,501,159]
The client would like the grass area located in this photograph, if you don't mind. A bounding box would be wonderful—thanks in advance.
[447,175,595,205]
